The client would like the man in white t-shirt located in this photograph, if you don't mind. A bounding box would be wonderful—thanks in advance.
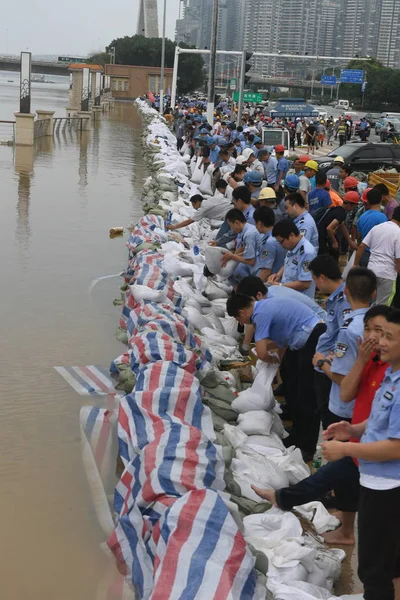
[354,206,400,305]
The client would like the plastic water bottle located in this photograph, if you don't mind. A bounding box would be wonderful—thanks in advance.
[312,446,322,470]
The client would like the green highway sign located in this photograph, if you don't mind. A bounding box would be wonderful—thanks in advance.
[233,91,263,103]
[58,56,87,63]
[229,78,237,89]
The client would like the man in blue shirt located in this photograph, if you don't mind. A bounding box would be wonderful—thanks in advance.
[275,144,289,198]
[252,206,286,281]
[322,308,400,600]
[269,219,317,299]
[307,171,332,217]
[232,185,255,225]
[357,187,387,241]
[226,291,326,460]
[285,191,319,250]
[221,209,261,285]
[308,255,352,428]
[313,267,377,423]
[207,137,221,163]
[259,148,278,187]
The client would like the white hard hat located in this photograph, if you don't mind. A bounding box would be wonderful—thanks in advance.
[236,156,248,165]
[242,148,255,160]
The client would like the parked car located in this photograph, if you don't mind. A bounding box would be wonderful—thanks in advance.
[316,142,400,174]
[378,118,400,141]
[375,118,389,135]
[365,112,381,127]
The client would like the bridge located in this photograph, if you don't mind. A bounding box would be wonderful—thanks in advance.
[216,74,335,96]
[0,56,69,76]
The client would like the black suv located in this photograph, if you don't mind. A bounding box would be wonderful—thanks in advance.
[316,142,400,173]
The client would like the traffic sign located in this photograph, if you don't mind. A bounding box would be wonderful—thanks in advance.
[340,69,364,84]
[321,75,337,85]
[229,78,237,90]
[58,56,87,63]
[233,91,263,103]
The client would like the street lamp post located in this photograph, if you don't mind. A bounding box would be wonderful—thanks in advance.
[207,0,219,125]
[159,0,167,115]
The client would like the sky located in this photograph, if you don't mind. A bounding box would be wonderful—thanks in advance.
[0,0,181,57]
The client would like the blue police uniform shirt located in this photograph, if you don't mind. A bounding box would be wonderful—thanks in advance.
[263,156,278,184]
[359,367,400,480]
[277,156,289,179]
[294,211,319,250]
[243,205,256,225]
[316,282,352,355]
[209,146,221,163]
[329,307,369,419]
[282,237,317,299]
[252,297,320,350]
[357,210,387,240]
[254,231,286,276]
[308,188,332,216]
[231,223,261,283]
[267,285,327,320]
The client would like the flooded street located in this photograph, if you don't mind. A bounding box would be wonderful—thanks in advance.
[0,73,144,598]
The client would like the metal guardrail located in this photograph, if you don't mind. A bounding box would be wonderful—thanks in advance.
[34,118,51,138]
[0,120,15,144]
[53,117,84,134]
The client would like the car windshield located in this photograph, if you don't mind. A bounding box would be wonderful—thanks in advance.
[327,145,359,159]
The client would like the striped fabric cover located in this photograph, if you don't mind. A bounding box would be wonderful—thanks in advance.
[129,331,204,375]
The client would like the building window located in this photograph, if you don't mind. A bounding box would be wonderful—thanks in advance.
[148,75,166,94]
[111,79,117,90]
[118,80,123,91]
[124,81,129,91]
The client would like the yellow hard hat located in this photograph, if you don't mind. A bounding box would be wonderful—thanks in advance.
[305,160,319,172]
[259,187,277,201]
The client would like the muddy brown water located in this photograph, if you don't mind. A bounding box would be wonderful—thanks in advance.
[0,75,144,598]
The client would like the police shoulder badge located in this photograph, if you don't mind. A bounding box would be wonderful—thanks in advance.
[342,308,352,318]
[300,245,305,255]
[384,391,394,402]
[335,342,348,358]
[341,317,353,329]
[303,260,310,272]
[261,250,269,259]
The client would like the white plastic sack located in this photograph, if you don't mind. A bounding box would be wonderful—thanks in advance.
[203,312,225,334]
[204,279,229,300]
[231,448,289,499]
[202,303,226,319]
[204,246,237,278]
[245,433,287,451]
[129,284,170,304]
[294,502,340,534]
[268,447,310,485]
[191,157,204,184]
[342,252,355,281]
[198,169,213,196]
[162,255,193,278]
[237,411,274,436]
[232,362,277,413]
[200,328,238,348]
[223,424,249,450]
[220,316,241,340]
[183,306,212,332]
[244,510,303,551]
[267,578,334,600]
[271,410,289,439]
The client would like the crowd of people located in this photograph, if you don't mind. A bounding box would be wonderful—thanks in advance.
[166,103,400,600]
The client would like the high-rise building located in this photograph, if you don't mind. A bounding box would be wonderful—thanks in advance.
[339,0,381,58]
[376,0,400,68]
[136,0,159,38]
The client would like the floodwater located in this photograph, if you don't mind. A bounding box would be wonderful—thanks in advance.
[0,71,144,599]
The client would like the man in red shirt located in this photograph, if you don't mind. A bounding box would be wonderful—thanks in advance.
[252,305,391,545]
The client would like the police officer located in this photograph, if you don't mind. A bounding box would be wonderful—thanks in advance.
[313,267,377,424]
[284,191,319,251]
[222,208,261,284]
[243,171,264,205]
[307,255,352,429]
[253,206,286,282]
[226,291,326,460]
[269,219,317,299]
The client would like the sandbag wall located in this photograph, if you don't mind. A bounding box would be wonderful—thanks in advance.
[105,101,349,600]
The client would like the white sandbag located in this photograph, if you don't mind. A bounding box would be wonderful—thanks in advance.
[173,280,211,306]
[271,411,289,439]
[245,433,287,451]
[184,296,203,311]
[203,312,225,334]
[204,279,229,300]
[129,284,170,304]
[237,411,274,436]
[204,246,237,278]
[244,510,303,550]
[267,447,310,485]
[267,578,334,600]
[191,157,204,184]
[294,502,340,534]
[220,316,241,340]
[198,170,213,196]
[183,306,212,332]
[232,362,277,413]
[231,448,289,497]
[223,424,248,449]
[202,304,226,319]
[200,328,238,348]
[162,254,193,278]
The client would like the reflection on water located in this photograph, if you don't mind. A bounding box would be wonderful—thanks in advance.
[0,79,145,599]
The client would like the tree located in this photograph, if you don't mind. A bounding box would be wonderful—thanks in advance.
[100,35,204,94]
[339,58,400,110]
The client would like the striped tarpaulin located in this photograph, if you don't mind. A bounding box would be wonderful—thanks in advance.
[55,365,117,396]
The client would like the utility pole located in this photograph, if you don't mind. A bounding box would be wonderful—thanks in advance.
[237,51,253,124]
[207,0,219,125]
[159,0,167,115]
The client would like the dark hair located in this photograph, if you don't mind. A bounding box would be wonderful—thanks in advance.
[237,126,243,132]
[272,218,300,239]
[233,165,247,175]
[190,194,204,203]
[346,267,377,302]
[386,309,400,325]
[341,164,351,175]
[215,179,228,190]
[226,293,253,317]
[232,186,252,205]
[316,172,328,186]
[237,276,267,298]
[364,305,393,324]
[248,134,255,143]
[392,206,400,222]
[219,148,229,155]
[258,150,269,160]
[286,192,306,209]
[366,189,382,206]
[253,206,275,227]
[308,255,342,280]
[374,183,389,196]
[226,208,247,223]
[202,146,210,158]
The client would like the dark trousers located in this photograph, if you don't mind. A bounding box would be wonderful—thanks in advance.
[282,323,326,455]
[297,133,302,146]
[177,138,184,151]
[276,456,360,512]
[314,371,348,429]
[358,485,400,600]
[392,274,400,308]
[339,134,346,146]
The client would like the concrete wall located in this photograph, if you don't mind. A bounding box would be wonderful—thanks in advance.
[105,65,173,100]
